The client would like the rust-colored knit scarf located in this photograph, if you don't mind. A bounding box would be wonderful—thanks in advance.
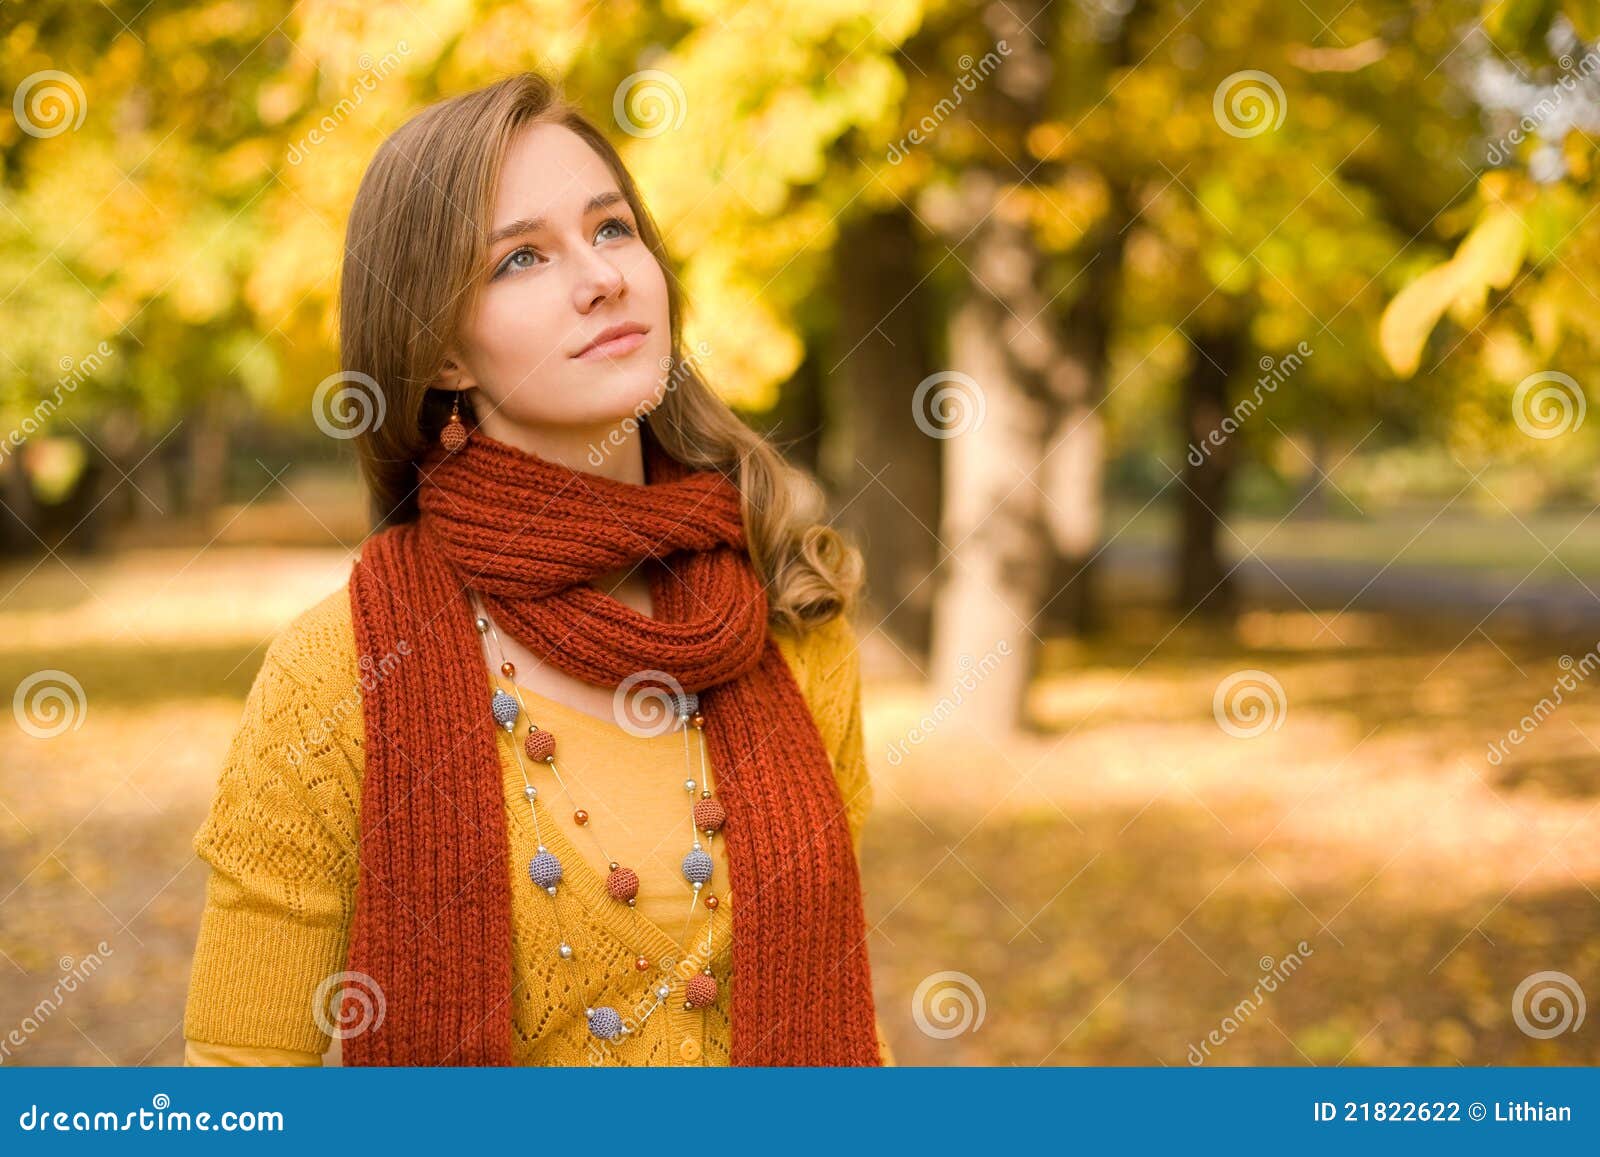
[339,422,881,1066]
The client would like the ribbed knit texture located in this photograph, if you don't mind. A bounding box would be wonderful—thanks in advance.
[181,584,895,1066]
[341,423,882,1066]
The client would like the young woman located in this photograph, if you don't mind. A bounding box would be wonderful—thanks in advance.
[181,72,892,1067]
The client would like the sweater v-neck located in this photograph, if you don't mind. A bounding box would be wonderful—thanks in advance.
[486,669,733,971]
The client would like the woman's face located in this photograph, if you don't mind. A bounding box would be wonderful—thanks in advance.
[446,121,672,447]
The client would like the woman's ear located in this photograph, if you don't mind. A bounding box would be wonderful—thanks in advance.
[435,350,474,393]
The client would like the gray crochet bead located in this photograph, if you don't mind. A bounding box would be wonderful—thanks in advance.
[587,1006,624,1041]
[491,689,520,729]
[681,847,713,884]
[675,690,699,718]
[528,850,563,889]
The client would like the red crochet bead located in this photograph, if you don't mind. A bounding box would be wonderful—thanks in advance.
[606,866,640,901]
[685,972,717,1008]
[693,797,726,833]
[524,728,556,762]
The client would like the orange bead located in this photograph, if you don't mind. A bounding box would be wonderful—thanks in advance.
[635,955,650,971]
[573,809,588,825]
[524,728,556,762]
[691,712,705,729]
[606,866,640,902]
[685,972,717,1008]
[501,660,516,677]
[703,894,718,910]
[693,797,726,833]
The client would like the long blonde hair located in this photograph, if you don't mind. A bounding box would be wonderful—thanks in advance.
[339,72,862,632]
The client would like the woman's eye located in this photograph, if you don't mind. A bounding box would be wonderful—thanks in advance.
[493,219,634,279]
[494,246,541,278]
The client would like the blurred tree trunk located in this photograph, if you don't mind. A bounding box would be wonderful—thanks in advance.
[826,206,939,661]
[1036,210,1126,638]
[0,450,38,556]
[926,0,1080,730]
[187,389,230,525]
[765,348,823,476]
[1176,322,1249,618]
[1290,432,1330,517]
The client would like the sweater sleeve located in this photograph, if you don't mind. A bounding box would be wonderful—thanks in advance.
[184,1039,324,1066]
[801,612,895,1066]
[806,612,874,859]
[181,594,363,1063]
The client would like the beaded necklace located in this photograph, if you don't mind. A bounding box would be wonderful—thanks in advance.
[470,592,726,1051]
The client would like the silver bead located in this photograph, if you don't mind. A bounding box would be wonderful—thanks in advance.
[684,779,696,793]
[523,785,537,800]
[558,942,573,958]
[545,885,557,896]
[656,985,670,999]
[475,616,490,633]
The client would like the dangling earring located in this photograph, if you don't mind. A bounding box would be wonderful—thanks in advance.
[440,392,469,452]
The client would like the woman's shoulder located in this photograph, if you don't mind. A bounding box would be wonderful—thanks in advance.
[241,581,365,767]
[771,608,864,748]
[773,607,861,680]
[262,582,360,688]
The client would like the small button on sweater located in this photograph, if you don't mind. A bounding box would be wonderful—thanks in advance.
[181,584,894,1066]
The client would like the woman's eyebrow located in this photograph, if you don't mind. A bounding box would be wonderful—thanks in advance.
[487,191,628,246]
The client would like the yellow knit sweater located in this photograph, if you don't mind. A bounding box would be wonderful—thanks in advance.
[182,584,893,1066]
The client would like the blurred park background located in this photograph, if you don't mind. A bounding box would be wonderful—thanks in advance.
[3,0,1600,1065]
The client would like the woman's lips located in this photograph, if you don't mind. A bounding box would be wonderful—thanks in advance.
[574,330,648,360]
